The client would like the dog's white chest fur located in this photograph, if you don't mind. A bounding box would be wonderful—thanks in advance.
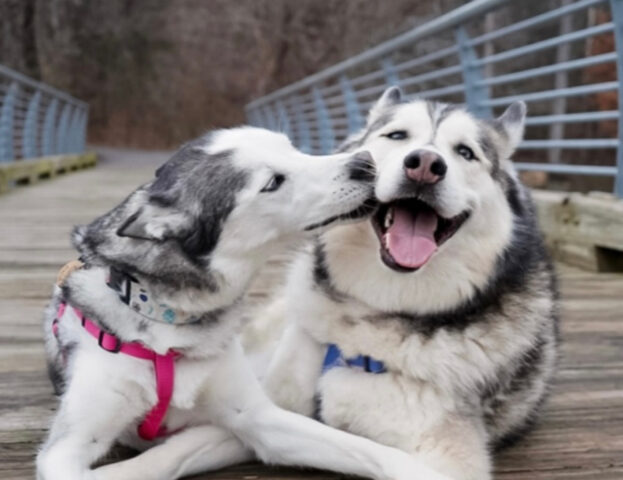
[268,239,554,463]
[58,304,221,422]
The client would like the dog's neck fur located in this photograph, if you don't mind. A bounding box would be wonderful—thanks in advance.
[74,248,258,315]
[71,186,273,309]
[63,197,277,354]
[61,264,249,356]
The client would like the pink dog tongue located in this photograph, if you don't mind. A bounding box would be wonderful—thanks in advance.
[386,207,438,269]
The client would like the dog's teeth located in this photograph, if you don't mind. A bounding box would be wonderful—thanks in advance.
[384,208,394,229]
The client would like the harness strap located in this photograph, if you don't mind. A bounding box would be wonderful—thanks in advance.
[54,302,179,441]
[137,351,177,440]
[322,343,386,374]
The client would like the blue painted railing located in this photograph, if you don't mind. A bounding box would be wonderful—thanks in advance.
[0,64,88,163]
[246,0,623,198]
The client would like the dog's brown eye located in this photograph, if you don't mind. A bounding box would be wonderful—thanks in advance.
[261,174,286,193]
[384,130,408,140]
[456,144,476,161]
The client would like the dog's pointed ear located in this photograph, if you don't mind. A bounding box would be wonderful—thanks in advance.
[367,86,403,125]
[494,101,526,157]
[117,204,190,241]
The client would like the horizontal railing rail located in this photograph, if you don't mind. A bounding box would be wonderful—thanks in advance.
[0,64,89,163]
[246,0,623,198]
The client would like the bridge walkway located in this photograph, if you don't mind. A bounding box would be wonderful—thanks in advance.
[0,151,621,479]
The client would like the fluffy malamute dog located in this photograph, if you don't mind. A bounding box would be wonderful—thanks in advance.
[37,127,452,480]
[258,88,559,480]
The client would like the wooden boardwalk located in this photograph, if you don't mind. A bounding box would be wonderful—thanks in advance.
[1,149,622,480]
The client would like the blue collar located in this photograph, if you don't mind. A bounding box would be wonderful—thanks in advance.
[322,344,386,374]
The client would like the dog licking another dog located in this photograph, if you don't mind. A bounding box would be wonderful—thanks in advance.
[38,88,557,480]
[37,127,451,480]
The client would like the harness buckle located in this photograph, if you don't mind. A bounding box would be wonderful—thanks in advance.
[98,330,122,353]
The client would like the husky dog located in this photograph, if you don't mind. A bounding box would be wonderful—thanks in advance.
[37,127,452,480]
[76,91,559,480]
[257,88,559,480]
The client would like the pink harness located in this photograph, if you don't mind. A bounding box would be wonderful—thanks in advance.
[53,302,180,441]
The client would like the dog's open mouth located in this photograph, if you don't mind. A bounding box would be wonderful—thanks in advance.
[371,198,469,272]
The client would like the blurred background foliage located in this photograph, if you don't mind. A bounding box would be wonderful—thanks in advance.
[0,0,465,148]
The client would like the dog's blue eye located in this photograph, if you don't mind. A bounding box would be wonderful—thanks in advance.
[384,130,408,141]
[456,144,476,161]
[261,174,286,193]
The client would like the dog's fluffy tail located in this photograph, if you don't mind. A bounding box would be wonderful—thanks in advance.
[242,294,288,380]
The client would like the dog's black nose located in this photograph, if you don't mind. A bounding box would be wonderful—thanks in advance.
[404,150,446,184]
[348,151,376,182]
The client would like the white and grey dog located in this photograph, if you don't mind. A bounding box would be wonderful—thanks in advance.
[260,88,559,479]
[37,127,452,480]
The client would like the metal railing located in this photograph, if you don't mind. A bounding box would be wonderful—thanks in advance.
[246,0,623,198]
[0,64,88,163]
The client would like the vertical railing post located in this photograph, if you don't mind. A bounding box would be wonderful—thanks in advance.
[610,0,623,197]
[75,109,84,152]
[293,94,311,154]
[81,106,89,152]
[253,109,263,128]
[265,107,275,130]
[23,90,41,159]
[245,106,255,126]
[251,107,266,129]
[68,108,81,153]
[277,100,292,139]
[66,107,75,153]
[80,107,89,152]
[0,82,18,162]
[549,0,573,166]
[42,98,58,156]
[339,75,363,134]
[247,108,261,127]
[259,106,270,130]
[56,103,72,154]
[456,26,492,118]
[312,86,334,154]
[381,59,401,88]
[262,104,278,131]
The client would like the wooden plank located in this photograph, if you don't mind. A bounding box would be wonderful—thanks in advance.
[0,153,97,196]
[532,190,623,271]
